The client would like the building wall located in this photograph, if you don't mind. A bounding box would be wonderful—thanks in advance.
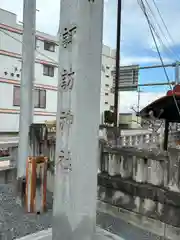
[119,113,142,129]
[0,8,115,131]
[100,45,115,123]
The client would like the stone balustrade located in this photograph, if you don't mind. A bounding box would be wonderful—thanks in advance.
[98,146,180,228]
[119,133,160,147]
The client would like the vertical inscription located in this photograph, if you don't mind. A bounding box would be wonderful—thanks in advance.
[57,25,77,172]
[62,26,77,48]
[60,69,75,92]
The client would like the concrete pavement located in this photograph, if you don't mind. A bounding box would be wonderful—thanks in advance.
[0,183,168,240]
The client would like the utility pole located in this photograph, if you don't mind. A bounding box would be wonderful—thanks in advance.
[114,0,122,144]
[52,1,104,239]
[16,0,36,205]
[175,61,180,84]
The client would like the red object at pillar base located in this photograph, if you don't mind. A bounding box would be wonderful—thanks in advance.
[25,156,48,214]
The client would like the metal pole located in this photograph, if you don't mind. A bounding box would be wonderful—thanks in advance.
[136,81,175,87]
[163,120,169,151]
[16,0,36,206]
[114,0,122,144]
[116,81,175,90]
[138,62,178,70]
[175,61,180,84]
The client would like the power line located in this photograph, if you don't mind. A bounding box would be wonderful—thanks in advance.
[0,29,58,65]
[151,0,180,60]
[140,0,180,61]
[138,0,180,118]
[1,25,178,71]
[138,1,180,239]
[152,0,179,50]
[143,0,175,58]
[143,0,169,43]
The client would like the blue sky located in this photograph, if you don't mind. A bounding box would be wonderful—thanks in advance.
[0,0,180,111]
[103,0,180,94]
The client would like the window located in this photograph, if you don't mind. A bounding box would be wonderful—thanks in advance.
[43,64,54,77]
[105,101,108,104]
[105,74,109,78]
[13,86,46,109]
[105,84,109,87]
[106,65,110,69]
[44,41,55,52]
[105,93,109,96]
[110,105,114,111]
[34,88,46,109]
[13,85,20,106]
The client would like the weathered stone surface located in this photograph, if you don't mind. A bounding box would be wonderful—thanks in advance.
[98,173,180,208]
[0,183,166,239]
[98,174,180,227]
[103,147,168,162]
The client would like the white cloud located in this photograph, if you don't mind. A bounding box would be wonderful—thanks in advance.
[119,91,164,113]
[1,0,179,51]
[0,0,60,35]
[0,1,171,116]
[104,0,180,55]
[1,0,179,54]
[121,56,171,65]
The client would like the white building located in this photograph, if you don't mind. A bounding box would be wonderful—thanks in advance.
[0,8,115,132]
[101,45,115,114]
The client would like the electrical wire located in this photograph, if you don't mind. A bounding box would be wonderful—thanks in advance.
[142,0,179,60]
[138,1,180,239]
[143,0,171,46]
[0,29,58,65]
[140,0,180,61]
[152,0,180,60]
[136,0,177,61]
[137,0,180,118]
[138,0,180,141]
[148,0,180,61]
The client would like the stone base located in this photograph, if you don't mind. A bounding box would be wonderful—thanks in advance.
[15,228,124,240]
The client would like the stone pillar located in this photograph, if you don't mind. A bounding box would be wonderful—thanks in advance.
[53,1,104,240]
[17,0,36,206]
